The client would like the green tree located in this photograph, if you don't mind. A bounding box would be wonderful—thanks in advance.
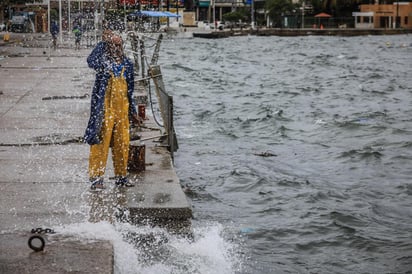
[222,9,248,23]
[265,0,295,27]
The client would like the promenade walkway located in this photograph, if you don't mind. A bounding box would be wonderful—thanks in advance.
[0,33,191,273]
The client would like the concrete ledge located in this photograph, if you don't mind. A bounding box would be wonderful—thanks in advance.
[0,233,113,274]
[193,31,231,39]
[127,183,193,220]
[127,142,192,221]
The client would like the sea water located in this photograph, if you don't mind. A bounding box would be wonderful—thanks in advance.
[160,34,412,273]
[58,34,411,273]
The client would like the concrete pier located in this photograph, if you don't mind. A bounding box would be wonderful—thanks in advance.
[0,33,191,272]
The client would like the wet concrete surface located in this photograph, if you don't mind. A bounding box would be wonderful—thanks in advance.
[0,233,113,274]
[0,32,191,272]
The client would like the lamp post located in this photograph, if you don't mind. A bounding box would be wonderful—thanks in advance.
[301,0,304,29]
[94,0,97,43]
[167,0,170,27]
[213,0,215,29]
[251,0,255,29]
[68,0,71,36]
[59,0,62,43]
[101,0,104,20]
[48,0,50,33]
[396,1,399,28]
[176,0,179,22]
[123,0,126,31]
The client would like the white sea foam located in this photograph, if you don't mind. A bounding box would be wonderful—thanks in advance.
[56,221,240,274]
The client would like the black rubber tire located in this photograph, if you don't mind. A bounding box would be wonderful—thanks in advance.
[28,235,45,252]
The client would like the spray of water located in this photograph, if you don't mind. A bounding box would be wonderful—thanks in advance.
[56,220,242,274]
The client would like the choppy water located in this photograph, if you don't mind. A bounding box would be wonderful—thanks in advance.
[157,34,412,273]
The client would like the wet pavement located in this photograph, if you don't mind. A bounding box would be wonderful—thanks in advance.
[0,32,191,273]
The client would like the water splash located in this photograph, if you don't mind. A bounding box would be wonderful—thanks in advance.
[55,221,241,274]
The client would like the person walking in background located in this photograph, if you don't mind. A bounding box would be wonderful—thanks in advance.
[51,21,59,50]
[72,24,82,50]
[84,22,139,190]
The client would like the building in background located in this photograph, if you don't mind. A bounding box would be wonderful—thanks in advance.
[0,0,190,32]
[353,1,412,29]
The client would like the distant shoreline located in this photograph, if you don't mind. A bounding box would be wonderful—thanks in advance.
[1,27,410,45]
[192,27,412,38]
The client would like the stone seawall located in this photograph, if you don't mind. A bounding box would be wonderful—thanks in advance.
[193,27,412,38]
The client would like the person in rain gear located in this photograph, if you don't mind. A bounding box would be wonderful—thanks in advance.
[51,21,59,37]
[51,21,59,49]
[72,24,82,50]
[84,22,139,190]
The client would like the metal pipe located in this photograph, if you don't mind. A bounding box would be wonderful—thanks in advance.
[59,0,63,43]
[396,1,399,28]
[68,0,71,36]
[141,134,168,142]
[213,0,215,28]
[301,1,304,29]
[251,0,254,30]
[48,0,50,34]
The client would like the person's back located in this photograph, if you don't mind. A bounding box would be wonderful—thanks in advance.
[51,22,59,37]
[73,26,82,50]
[51,22,59,49]
[73,26,81,36]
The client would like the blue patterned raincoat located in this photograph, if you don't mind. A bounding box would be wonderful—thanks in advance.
[84,41,137,145]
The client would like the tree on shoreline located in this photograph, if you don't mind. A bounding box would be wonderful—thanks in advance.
[265,0,295,27]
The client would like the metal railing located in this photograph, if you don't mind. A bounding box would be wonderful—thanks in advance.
[149,65,179,158]
[127,32,178,159]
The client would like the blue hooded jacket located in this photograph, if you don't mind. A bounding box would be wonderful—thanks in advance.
[84,41,137,145]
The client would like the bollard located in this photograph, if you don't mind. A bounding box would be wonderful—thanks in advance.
[3,32,10,42]
[128,141,145,172]
[138,104,146,120]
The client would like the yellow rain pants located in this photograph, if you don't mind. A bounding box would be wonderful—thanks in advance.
[89,69,130,179]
